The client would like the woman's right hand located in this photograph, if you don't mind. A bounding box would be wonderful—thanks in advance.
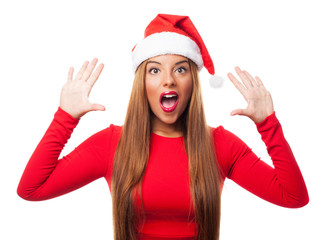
[60,58,105,119]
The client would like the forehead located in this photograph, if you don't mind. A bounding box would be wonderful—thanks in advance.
[147,54,189,64]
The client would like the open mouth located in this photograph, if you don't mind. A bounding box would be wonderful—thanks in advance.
[160,91,179,112]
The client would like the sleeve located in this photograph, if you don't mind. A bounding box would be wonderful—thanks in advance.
[17,107,113,201]
[213,112,309,208]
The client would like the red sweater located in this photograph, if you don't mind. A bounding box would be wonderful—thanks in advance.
[17,108,308,239]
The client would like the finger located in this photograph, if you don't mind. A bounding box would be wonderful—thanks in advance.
[74,61,89,81]
[81,58,98,82]
[243,70,258,87]
[87,63,104,86]
[74,60,89,81]
[227,72,247,96]
[235,66,253,88]
[90,103,106,112]
[67,67,74,82]
[230,108,247,117]
[255,76,265,87]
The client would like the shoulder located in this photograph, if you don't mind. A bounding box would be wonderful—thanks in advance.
[210,125,240,143]
[82,124,123,148]
[209,125,251,178]
[108,124,123,138]
[96,123,122,137]
[209,125,250,152]
[103,124,123,147]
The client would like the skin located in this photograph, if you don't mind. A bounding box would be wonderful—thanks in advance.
[60,58,105,119]
[227,67,274,123]
[59,56,274,132]
[145,55,193,137]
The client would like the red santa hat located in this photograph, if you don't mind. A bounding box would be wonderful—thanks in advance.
[132,14,224,88]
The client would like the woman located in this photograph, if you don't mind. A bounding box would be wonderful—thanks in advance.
[17,14,309,240]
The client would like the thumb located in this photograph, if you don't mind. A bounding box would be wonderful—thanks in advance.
[230,109,247,117]
[90,103,106,112]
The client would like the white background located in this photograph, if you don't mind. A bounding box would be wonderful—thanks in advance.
[1,0,333,239]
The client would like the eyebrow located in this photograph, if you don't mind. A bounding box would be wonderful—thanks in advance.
[146,60,189,66]
[147,61,161,65]
[175,60,189,66]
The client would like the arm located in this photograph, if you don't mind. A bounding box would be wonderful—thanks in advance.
[17,58,109,201]
[214,113,309,208]
[219,67,309,208]
[17,108,112,201]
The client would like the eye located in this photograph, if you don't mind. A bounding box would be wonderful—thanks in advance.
[149,67,160,74]
[176,67,187,74]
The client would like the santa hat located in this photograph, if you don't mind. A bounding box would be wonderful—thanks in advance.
[132,14,224,88]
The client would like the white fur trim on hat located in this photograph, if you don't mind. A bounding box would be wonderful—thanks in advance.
[132,32,204,73]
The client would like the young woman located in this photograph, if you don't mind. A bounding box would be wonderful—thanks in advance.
[17,14,309,240]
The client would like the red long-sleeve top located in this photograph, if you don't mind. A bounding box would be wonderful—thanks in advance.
[17,108,308,239]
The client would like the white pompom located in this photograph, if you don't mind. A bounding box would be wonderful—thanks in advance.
[209,75,224,88]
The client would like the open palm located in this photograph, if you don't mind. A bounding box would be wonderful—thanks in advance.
[60,58,105,119]
[227,66,274,123]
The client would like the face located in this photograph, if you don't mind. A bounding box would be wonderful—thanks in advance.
[145,54,193,131]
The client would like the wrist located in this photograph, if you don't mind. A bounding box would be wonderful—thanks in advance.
[58,107,81,121]
[255,111,278,130]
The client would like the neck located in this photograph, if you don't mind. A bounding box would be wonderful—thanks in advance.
[151,115,184,138]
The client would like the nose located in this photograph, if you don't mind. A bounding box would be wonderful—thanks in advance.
[163,71,176,87]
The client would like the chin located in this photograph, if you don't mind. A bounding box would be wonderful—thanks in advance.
[151,109,181,126]
[159,114,179,125]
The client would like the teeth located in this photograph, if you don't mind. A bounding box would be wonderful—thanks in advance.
[164,94,177,98]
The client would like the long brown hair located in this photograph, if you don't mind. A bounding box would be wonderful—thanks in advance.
[112,58,224,240]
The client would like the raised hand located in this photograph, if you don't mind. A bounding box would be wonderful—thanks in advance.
[60,58,105,119]
[227,66,274,123]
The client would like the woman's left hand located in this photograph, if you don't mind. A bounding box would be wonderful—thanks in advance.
[227,66,274,123]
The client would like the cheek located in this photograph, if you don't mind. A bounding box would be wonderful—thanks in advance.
[145,79,158,105]
[183,77,193,101]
